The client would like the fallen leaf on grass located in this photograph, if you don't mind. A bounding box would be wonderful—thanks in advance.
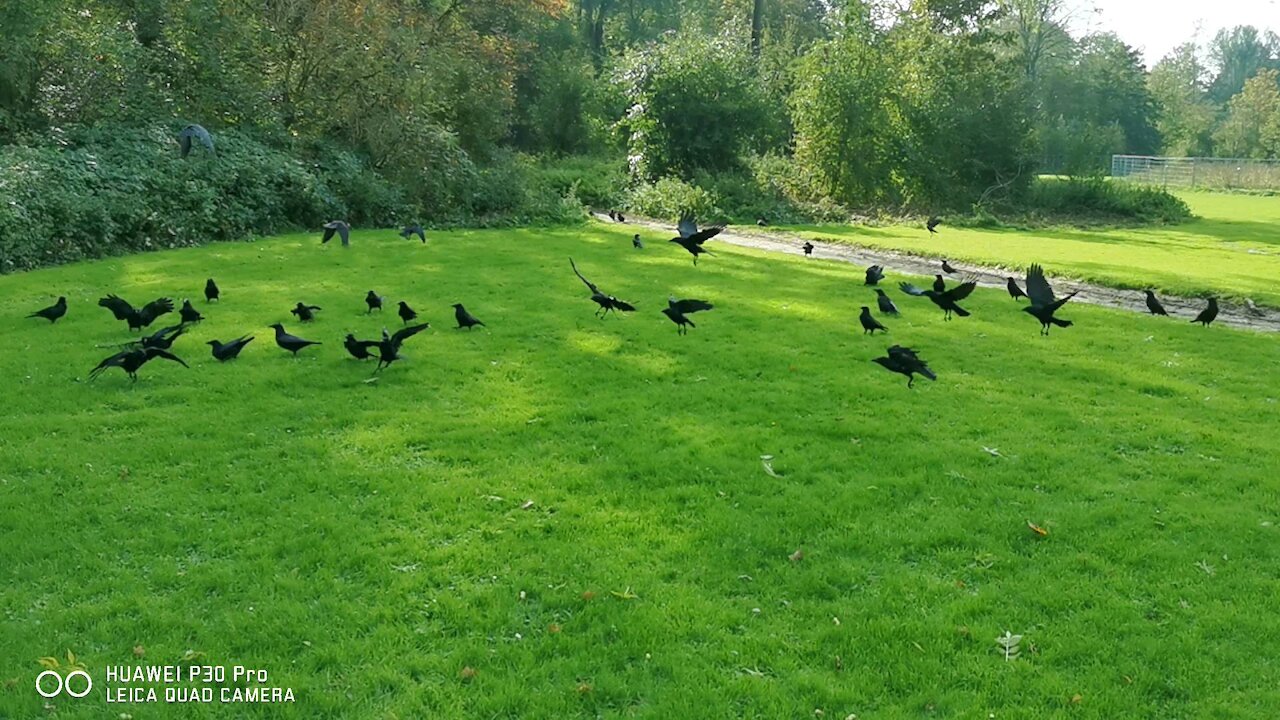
[459,666,477,681]
[610,587,639,600]
[760,455,782,478]
[520,500,535,510]
[132,645,145,658]
[982,447,1003,457]
[789,549,804,563]
[1027,521,1049,537]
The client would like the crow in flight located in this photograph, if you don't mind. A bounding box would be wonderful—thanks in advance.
[178,124,214,158]
[205,278,220,302]
[932,275,947,293]
[291,302,321,322]
[899,279,978,321]
[208,336,254,361]
[1007,277,1027,302]
[398,301,418,325]
[571,258,636,318]
[344,333,381,360]
[633,234,644,249]
[366,291,384,314]
[865,265,885,286]
[872,345,936,388]
[669,215,723,265]
[1191,298,1218,327]
[1144,290,1168,316]
[269,324,321,355]
[372,323,432,372]
[27,296,67,323]
[874,288,900,316]
[942,260,958,275]
[179,299,203,324]
[399,225,426,243]
[453,303,485,330]
[662,297,713,335]
[926,217,941,234]
[859,307,887,335]
[1022,264,1078,335]
[90,346,188,382]
[99,295,174,331]
[802,242,815,257]
[321,220,350,246]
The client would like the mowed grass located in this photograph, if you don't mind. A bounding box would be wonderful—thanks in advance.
[2,223,1280,719]
[789,191,1280,306]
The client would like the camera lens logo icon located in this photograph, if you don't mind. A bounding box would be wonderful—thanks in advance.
[35,670,92,698]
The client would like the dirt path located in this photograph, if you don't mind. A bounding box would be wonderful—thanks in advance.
[598,213,1280,333]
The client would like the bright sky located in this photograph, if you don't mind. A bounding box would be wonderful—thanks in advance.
[1086,0,1280,67]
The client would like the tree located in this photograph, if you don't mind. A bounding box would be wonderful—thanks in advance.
[1149,43,1215,156]
[1207,26,1280,104]
[999,0,1076,84]
[1214,68,1280,158]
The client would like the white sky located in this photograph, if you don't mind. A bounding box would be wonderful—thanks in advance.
[1084,0,1280,67]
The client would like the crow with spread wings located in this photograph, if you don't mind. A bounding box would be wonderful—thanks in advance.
[372,323,432,372]
[898,279,977,321]
[90,346,188,382]
[872,345,937,388]
[662,297,714,334]
[669,215,723,265]
[1022,264,1078,335]
[98,294,175,331]
[570,258,636,318]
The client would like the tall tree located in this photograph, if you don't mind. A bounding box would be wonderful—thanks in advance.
[1207,25,1280,104]
[1149,43,1215,156]
[1215,68,1280,158]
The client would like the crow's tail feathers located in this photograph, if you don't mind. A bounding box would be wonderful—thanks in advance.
[952,307,971,317]
[919,366,938,381]
[1051,318,1073,328]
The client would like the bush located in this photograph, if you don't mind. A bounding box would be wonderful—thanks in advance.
[1021,178,1192,223]
[625,177,722,222]
[529,156,629,210]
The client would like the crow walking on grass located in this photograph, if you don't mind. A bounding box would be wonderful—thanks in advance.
[366,291,384,314]
[27,297,67,323]
[90,346,188,382]
[872,345,936,388]
[208,336,254,361]
[400,225,426,243]
[802,242,815,257]
[859,306,887,335]
[179,299,203,324]
[344,333,381,360]
[1144,290,1168,316]
[633,234,644,249]
[874,288,899,316]
[373,323,432,372]
[899,279,978,321]
[571,258,636,318]
[662,297,713,335]
[669,215,723,265]
[99,295,174,331]
[1007,277,1027,301]
[453,303,485,330]
[865,265,885,286]
[291,302,322,322]
[398,301,418,325]
[269,324,321,356]
[205,278,220,302]
[1191,298,1218,327]
[1022,264,1078,335]
[321,220,350,246]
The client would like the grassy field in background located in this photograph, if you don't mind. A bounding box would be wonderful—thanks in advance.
[788,191,1280,306]
[2,222,1280,718]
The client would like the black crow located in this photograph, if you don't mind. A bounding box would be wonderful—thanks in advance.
[608,210,617,221]
[90,346,188,382]
[617,212,626,223]
[874,288,900,316]
[1191,298,1218,326]
[633,234,644,249]
[1022,264,1078,335]
[899,279,977,321]
[98,295,174,331]
[178,124,214,158]
[802,242,815,257]
[872,345,936,388]
[399,225,426,243]
[865,265,885,286]
[669,215,723,265]
[932,275,946,293]
[208,336,254,361]
[269,324,321,355]
[366,291,384,314]
[204,278,220,302]
[179,299,203,324]
[373,323,432,372]
[1144,290,1168,316]
[942,260,958,275]
[27,296,67,323]
[291,302,321,322]
[662,297,713,335]
[571,258,636,318]
[1007,277,1027,301]
[398,301,418,325]
[926,216,941,234]
[453,303,485,330]
[343,333,381,360]
[321,220,350,246]
[859,307,887,335]
[134,324,186,350]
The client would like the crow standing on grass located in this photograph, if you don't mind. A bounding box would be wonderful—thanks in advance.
[1191,298,1218,327]
[1144,290,1169,316]
[453,303,485,330]
[662,297,713,335]
[865,265,885,286]
[269,324,321,356]
[373,323,432,372]
[571,258,636,318]
[291,302,322,322]
[874,288,899,316]
[872,345,936,388]
[669,215,723,265]
[1022,264,1078,335]
[899,279,978,321]
[90,346,188,382]
[398,301,418,325]
[205,278,220,302]
[208,336,254,361]
[321,220,350,246]
[179,299,203,324]
[365,291,384,314]
[27,297,67,323]
[859,306,887,335]
[344,333,381,360]
[1007,277,1027,301]
[802,242,815,257]
[633,234,644,249]
[400,225,426,243]
[99,295,174,331]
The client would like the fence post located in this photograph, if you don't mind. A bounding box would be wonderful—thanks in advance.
[1190,159,1197,188]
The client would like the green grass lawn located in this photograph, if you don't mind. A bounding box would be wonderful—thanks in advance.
[787,191,1280,307]
[2,224,1280,718]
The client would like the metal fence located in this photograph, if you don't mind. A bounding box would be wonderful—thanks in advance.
[1111,155,1280,190]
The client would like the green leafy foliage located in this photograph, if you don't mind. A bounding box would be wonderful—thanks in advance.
[1024,178,1193,223]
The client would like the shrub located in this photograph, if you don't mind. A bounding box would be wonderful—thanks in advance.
[1021,178,1192,223]
[625,177,722,222]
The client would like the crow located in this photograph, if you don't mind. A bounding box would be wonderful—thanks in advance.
[1007,277,1027,301]
[178,124,214,158]
[321,220,350,246]
[1144,290,1168,316]
[399,225,426,243]
[27,296,67,323]
[932,275,947,293]
[205,278,220,302]
[874,288,900,316]
[942,260,958,275]
[617,212,626,223]
[373,323,432,372]
[134,324,186,350]
[291,302,321,322]
[453,303,485,330]
[608,210,617,221]
[899,279,977,321]
[398,301,418,325]
[1191,298,1218,327]
[1022,263,1078,335]
[859,306,887,335]
[669,215,723,265]
[99,295,174,331]
[756,217,768,227]
[571,258,636,318]
[366,291,384,314]
[872,345,936,388]
[633,234,644,249]
[208,336,254,361]
[90,346,188,382]
[269,324,321,355]
[179,299,203,324]
[343,333,381,360]
[926,216,941,234]
[802,242,815,257]
[865,265,885,286]
[662,297,713,335]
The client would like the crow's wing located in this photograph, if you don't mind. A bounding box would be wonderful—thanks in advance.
[670,298,713,314]
[147,348,189,368]
[390,323,431,346]
[322,226,336,243]
[887,345,920,362]
[569,258,600,294]
[138,297,174,325]
[898,282,929,297]
[100,294,137,320]
[677,216,698,239]
[90,350,131,378]
[943,280,978,302]
[1024,264,1056,308]
[611,298,637,312]
[179,133,192,158]
[179,125,214,155]
[687,226,723,245]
